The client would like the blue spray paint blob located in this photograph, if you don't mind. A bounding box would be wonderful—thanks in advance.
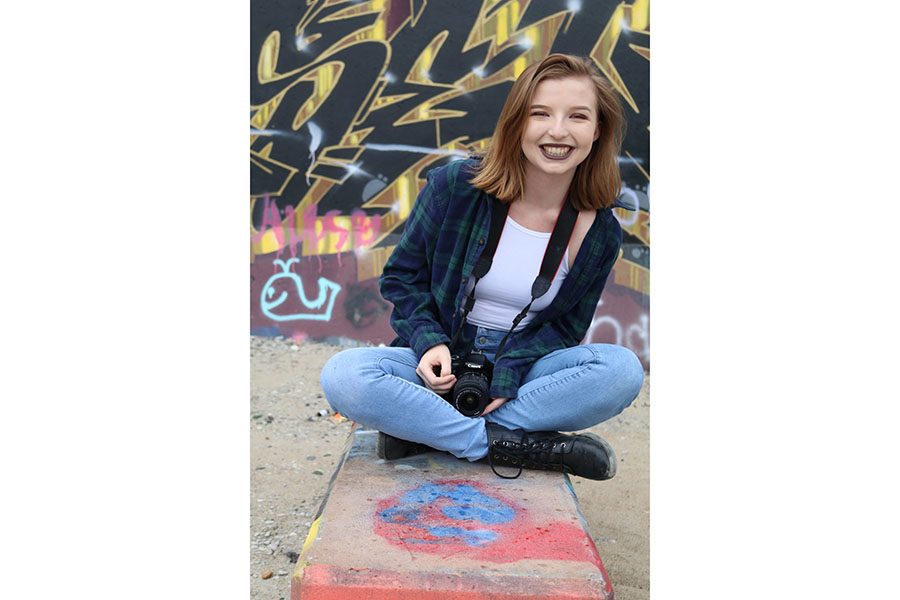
[426,526,498,546]
[378,483,515,547]
[379,506,420,523]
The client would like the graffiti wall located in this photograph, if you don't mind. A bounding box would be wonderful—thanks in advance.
[250,0,650,367]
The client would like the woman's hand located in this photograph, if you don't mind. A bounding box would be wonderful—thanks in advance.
[416,344,457,394]
[481,397,509,416]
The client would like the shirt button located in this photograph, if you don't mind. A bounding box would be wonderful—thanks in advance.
[479,336,487,344]
[478,239,485,245]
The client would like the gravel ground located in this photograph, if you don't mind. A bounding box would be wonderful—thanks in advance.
[250,336,650,599]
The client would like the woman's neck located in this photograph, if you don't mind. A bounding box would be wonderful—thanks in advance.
[518,167,575,210]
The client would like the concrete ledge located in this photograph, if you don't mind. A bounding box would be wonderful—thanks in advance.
[292,426,614,600]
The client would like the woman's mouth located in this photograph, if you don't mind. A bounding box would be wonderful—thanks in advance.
[539,144,574,160]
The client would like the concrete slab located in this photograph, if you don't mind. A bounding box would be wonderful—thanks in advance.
[292,426,614,600]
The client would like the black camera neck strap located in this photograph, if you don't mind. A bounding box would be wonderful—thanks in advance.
[449,195,579,358]
[448,197,509,350]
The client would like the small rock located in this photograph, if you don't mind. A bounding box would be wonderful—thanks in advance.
[277,570,289,576]
[306,455,317,461]
[261,570,274,580]
[317,409,329,417]
[291,344,299,351]
[313,470,324,475]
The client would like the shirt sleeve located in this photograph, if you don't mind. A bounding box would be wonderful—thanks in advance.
[488,215,623,399]
[379,169,452,359]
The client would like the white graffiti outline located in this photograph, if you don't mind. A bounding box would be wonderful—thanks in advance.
[615,185,641,227]
[584,300,649,361]
[364,143,469,156]
[625,313,649,360]
[305,121,323,185]
[586,314,622,345]
[260,258,342,322]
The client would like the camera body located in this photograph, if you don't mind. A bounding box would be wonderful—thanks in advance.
[442,351,494,417]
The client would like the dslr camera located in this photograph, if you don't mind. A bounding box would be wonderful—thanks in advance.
[437,351,494,417]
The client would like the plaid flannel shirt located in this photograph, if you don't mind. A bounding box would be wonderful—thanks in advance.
[379,157,622,399]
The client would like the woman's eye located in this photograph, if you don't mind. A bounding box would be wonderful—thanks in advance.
[571,113,588,120]
[530,111,547,117]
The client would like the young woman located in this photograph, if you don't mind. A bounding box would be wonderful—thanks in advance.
[320,54,644,480]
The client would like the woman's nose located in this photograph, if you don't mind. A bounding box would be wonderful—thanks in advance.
[548,118,568,138]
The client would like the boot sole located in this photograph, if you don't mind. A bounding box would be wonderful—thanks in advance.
[376,431,434,460]
[578,432,617,480]
[375,431,390,459]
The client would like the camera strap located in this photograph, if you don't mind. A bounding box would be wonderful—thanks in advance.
[449,195,579,358]
[448,197,509,350]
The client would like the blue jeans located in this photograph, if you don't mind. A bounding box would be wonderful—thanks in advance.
[320,326,644,462]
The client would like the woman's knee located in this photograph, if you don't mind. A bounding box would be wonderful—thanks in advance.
[585,344,645,413]
[609,345,644,410]
[320,346,419,418]
[320,348,367,412]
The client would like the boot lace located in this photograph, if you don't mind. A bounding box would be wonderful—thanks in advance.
[487,433,568,479]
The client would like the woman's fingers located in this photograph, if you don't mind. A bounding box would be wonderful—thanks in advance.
[481,397,508,416]
[416,364,455,392]
[429,375,456,394]
[417,344,455,392]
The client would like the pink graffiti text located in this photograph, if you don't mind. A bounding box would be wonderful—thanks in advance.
[253,194,382,259]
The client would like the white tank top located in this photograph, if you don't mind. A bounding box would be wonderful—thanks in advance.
[465,216,570,331]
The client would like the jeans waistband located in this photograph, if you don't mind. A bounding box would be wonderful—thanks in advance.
[462,322,509,360]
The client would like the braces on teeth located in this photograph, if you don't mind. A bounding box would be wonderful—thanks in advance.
[542,146,572,157]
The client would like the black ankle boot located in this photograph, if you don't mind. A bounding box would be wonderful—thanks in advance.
[376,431,435,460]
[485,423,617,480]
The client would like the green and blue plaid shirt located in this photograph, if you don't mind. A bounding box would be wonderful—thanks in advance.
[380,157,622,399]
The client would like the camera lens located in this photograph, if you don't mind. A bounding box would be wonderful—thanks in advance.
[456,392,480,414]
[453,371,490,417]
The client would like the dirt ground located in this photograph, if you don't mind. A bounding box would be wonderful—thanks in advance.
[250,336,650,600]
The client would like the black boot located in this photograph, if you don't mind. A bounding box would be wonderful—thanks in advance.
[485,423,617,480]
[376,431,435,460]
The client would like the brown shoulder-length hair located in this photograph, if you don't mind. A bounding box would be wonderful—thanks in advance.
[469,53,626,210]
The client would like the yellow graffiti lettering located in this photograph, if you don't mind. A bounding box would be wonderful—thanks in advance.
[250,0,651,301]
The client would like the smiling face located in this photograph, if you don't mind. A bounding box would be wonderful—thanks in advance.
[520,76,600,181]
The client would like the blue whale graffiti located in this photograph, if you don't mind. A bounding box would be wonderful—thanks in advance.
[260,258,342,322]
